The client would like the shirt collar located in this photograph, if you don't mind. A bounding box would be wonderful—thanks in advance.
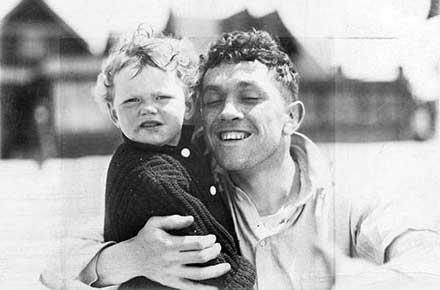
[290,132,332,197]
[226,132,332,215]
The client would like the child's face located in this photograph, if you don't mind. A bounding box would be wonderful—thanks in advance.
[108,64,193,146]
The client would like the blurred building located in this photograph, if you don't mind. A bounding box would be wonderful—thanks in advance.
[0,0,119,159]
[0,0,437,159]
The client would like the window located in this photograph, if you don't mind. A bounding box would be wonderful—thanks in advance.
[18,29,47,60]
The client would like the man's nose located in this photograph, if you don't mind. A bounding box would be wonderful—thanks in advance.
[219,100,244,120]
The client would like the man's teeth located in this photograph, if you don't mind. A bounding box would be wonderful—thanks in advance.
[219,131,250,141]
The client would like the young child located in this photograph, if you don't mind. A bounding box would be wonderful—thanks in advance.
[94,28,255,290]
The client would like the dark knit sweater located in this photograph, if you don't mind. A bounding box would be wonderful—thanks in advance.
[104,126,256,290]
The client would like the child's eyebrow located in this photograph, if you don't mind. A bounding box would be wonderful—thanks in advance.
[151,89,179,96]
[151,91,171,96]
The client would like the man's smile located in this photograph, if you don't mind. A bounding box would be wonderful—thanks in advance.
[217,131,251,141]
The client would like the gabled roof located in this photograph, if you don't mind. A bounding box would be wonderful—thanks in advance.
[221,10,328,79]
[255,11,300,58]
[221,9,254,32]
[1,0,90,54]
[0,0,170,54]
[155,9,329,79]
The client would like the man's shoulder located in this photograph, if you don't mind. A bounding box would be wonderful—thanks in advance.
[291,133,332,189]
[290,133,385,215]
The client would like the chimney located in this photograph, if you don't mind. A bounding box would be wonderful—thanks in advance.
[428,0,440,18]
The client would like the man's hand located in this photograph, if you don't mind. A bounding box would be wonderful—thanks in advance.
[96,215,230,290]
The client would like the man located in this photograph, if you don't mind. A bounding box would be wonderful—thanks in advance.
[41,30,440,290]
[196,30,440,290]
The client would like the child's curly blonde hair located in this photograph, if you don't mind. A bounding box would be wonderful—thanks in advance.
[94,26,199,111]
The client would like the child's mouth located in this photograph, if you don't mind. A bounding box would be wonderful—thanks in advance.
[140,121,162,128]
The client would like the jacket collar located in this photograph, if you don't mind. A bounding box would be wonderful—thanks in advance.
[290,132,332,199]
[216,132,332,207]
[122,125,197,155]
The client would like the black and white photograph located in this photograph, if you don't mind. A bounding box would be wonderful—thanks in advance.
[1,0,440,289]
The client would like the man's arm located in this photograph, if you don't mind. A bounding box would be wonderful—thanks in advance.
[316,229,440,290]
[40,216,115,289]
[316,190,440,290]
[94,215,230,290]
[41,215,230,290]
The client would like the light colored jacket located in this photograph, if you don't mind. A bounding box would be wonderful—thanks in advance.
[225,133,440,290]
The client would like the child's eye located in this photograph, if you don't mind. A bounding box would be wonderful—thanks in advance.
[123,98,140,104]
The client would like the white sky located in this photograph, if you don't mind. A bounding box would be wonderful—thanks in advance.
[0,0,432,47]
[0,0,439,98]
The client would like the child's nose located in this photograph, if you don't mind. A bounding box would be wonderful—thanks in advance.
[139,103,158,115]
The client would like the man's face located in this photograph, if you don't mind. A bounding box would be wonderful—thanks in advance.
[109,64,190,146]
[201,61,293,172]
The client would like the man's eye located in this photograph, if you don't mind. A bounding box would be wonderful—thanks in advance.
[204,99,222,106]
[241,94,260,102]
[243,96,259,101]
[203,93,222,106]
[239,90,261,102]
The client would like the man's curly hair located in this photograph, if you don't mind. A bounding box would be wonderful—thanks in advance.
[198,30,299,102]
[94,26,198,111]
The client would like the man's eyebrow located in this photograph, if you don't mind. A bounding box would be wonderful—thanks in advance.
[237,81,269,98]
[237,81,256,89]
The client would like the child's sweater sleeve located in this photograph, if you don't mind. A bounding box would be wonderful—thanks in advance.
[105,154,256,290]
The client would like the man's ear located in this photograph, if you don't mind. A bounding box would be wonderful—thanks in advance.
[283,100,305,135]
[106,102,120,128]
[184,97,196,121]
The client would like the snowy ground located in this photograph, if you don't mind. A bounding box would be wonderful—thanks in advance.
[1,137,440,289]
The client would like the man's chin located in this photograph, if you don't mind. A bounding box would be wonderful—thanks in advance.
[215,154,249,172]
